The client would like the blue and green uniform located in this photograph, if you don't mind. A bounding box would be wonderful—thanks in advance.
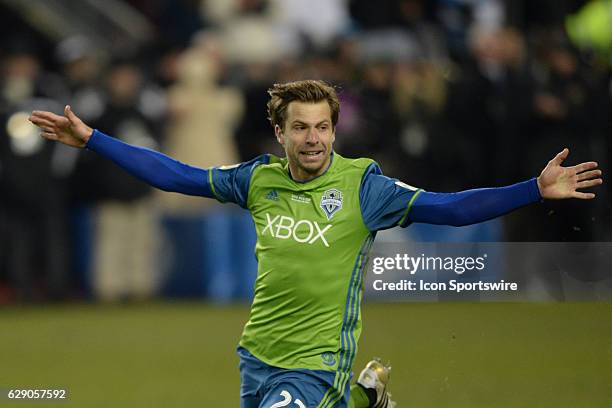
[86,130,542,407]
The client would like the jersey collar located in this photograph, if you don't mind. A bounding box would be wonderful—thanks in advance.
[285,151,337,188]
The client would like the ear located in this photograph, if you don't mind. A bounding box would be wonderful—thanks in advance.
[275,124,285,146]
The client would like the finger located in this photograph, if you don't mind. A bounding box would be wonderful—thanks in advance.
[571,161,598,174]
[576,169,602,181]
[577,178,603,189]
[64,105,79,124]
[31,110,64,123]
[551,148,569,165]
[40,131,58,141]
[572,191,595,199]
[35,115,71,130]
[29,116,55,128]
[29,117,54,127]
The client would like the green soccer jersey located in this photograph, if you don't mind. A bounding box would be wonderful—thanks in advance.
[208,151,422,374]
[241,153,374,373]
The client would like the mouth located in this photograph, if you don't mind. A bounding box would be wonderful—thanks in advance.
[300,150,324,161]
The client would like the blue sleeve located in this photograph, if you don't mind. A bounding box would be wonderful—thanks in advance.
[408,179,542,226]
[360,163,423,231]
[86,129,267,208]
[360,163,542,231]
[207,155,270,208]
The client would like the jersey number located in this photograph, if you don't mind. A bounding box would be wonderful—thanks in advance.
[269,390,305,408]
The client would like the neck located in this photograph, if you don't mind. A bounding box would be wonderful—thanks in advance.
[288,155,332,183]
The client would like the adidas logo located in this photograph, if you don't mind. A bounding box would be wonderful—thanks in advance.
[265,189,279,201]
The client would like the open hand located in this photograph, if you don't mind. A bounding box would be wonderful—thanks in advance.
[537,148,603,200]
[29,105,93,148]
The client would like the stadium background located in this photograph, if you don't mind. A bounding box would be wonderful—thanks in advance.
[0,0,611,406]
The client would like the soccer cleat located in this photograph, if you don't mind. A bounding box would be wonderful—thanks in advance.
[357,358,397,408]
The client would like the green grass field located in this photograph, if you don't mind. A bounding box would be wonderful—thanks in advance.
[1,302,611,407]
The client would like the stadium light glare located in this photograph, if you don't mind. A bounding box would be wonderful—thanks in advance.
[7,111,43,156]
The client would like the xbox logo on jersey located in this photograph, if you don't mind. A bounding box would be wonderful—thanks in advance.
[262,213,332,247]
[320,188,343,220]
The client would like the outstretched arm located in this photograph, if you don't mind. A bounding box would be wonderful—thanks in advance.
[411,148,602,226]
[29,106,213,196]
[29,106,266,206]
[361,149,603,231]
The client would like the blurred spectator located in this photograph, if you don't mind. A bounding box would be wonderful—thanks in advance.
[351,0,448,63]
[391,60,448,189]
[271,0,350,50]
[514,30,607,241]
[234,63,281,161]
[350,62,402,169]
[56,36,111,204]
[0,45,73,301]
[56,36,107,122]
[162,33,242,212]
[440,26,533,191]
[127,0,209,49]
[1,39,66,111]
[87,59,165,301]
[204,0,285,64]
[0,107,73,302]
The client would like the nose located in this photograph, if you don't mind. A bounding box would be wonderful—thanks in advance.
[305,127,319,144]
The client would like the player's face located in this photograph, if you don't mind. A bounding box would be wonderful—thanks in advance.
[275,101,336,182]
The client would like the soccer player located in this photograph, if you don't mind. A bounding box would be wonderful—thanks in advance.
[30,80,602,408]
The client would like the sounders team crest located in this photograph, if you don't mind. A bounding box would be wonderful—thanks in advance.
[320,188,343,220]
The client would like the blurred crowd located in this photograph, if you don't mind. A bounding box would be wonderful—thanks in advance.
[1,0,611,302]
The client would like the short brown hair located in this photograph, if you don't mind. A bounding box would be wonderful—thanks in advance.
[267,80,340,130]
